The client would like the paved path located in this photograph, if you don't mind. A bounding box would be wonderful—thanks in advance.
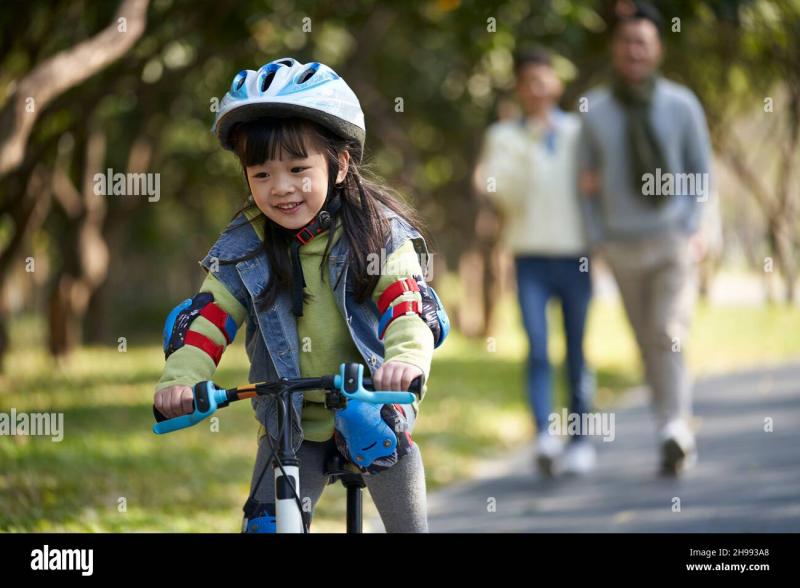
[426,363,800,532]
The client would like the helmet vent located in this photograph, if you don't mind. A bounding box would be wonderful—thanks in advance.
[260,71,276,93]
[298,67,318,84]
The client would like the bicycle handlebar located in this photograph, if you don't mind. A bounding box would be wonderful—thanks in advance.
[152,362,421,435]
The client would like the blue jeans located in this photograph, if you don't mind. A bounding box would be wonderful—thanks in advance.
[514,255,593,438]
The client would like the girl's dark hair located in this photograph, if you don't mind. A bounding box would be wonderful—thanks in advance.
[224,116,427,311]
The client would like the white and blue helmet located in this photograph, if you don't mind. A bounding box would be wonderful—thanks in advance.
[212,57,366,159]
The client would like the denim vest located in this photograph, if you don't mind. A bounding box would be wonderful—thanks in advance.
[200,205,431,452]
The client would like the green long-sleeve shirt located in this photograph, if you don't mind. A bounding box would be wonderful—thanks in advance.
[156,209,433,441]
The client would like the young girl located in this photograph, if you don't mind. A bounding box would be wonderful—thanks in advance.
[153,57,447,533]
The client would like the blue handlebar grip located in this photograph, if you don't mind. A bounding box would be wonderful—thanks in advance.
[152,381,227,434]
[334,363,416,405]
[152,412,205,435]
[363,390,416,405]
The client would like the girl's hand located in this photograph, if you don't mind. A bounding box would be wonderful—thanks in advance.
[154,385,195,419]
[372,361,423,392]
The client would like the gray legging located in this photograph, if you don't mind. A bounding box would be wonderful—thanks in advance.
[246,411,428,533]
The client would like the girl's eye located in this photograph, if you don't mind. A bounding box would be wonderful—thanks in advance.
[291,167,308,173]
[253,172,269,179]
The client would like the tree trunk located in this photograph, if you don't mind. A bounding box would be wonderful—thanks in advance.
[47,127,109,358]
[0,163,51,372]
[0,0,149,178]
[770,214,797,304]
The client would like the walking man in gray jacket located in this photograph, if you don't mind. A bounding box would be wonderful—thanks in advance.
[578,2,712,476]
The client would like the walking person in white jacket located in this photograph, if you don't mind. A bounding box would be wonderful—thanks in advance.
[476,48,595,477]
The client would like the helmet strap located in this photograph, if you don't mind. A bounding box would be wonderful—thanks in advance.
[284,189,343,317]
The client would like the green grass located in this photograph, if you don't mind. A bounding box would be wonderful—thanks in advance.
[1,296,799,532]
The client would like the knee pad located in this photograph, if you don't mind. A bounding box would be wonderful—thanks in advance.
[242,498,276,533]
[334,401,413,475]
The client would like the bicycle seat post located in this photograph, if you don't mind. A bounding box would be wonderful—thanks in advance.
[325,453,366,533]
[342,472,366,533]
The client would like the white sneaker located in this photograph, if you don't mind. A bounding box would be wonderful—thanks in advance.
[535,432,564,478]
[561,440,597,475]
[660,419,697,476]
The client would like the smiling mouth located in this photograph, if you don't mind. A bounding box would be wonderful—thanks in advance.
[275,202,303,211]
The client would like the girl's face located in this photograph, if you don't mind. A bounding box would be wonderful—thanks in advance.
[245,144,349,230]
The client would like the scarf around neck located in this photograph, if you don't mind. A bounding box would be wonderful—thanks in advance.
[611,74,669,206]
